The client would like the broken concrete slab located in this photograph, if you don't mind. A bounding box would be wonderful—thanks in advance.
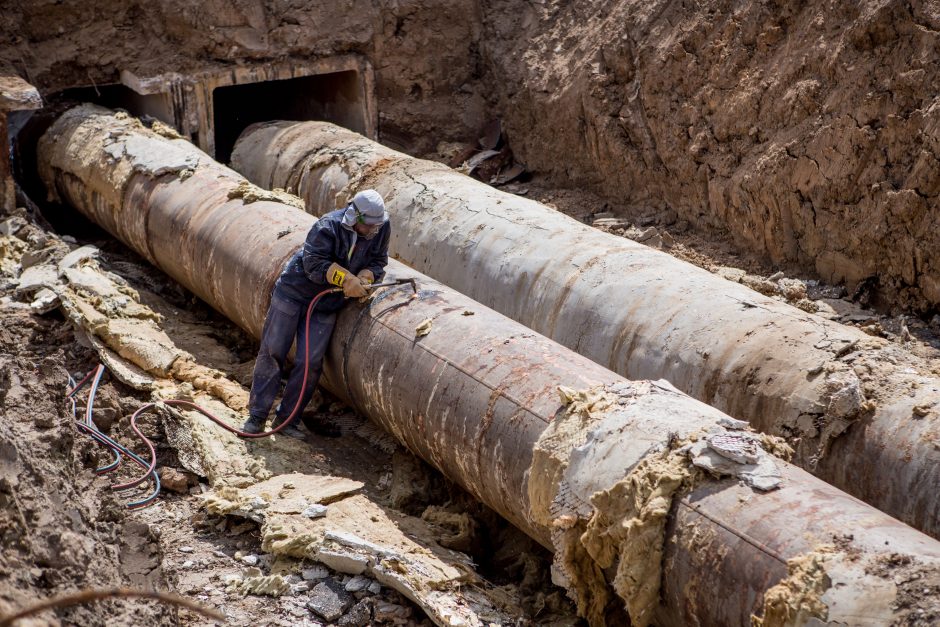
[205,474,363,521]
[307,579,353,622]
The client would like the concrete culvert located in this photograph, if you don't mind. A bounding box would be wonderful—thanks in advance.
[230,120,940,539]
[37,104,940,627]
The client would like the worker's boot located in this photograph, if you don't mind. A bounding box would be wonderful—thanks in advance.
[271,414,307,440]
[240,414,266,435]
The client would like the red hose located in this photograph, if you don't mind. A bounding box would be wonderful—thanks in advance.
[73,287,340,503]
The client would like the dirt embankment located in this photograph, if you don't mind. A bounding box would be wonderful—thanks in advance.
[480,0,940,313]
[0,0,486,156]
[0,293,176,624]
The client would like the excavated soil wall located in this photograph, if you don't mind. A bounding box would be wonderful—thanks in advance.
[480,0,940,312]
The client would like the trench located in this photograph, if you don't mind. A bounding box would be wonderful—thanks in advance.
[4,44,940,627]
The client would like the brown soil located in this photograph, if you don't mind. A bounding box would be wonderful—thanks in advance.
[0,298,176,625]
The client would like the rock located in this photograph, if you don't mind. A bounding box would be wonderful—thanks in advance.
[718,417,749,430]
[240,554,260,566]
[158,466,194,494]
[20,247,54,269]
[179,546,194,553]
[91,406,119,431]
[302,565,330,581]
[778,278,807,301]
[306,579,353,622]
[58,245,99,271]
[367,581,381,594]
[15,264,58,293]
[634,226,659,243]
[0,217,26,237]
[338,599,373,626]
[824,371,865,418]
[302,503,328,519]
[344,575,371,592]
[373,601,411,624]
[715,266,746,283]
[592,217,629,229]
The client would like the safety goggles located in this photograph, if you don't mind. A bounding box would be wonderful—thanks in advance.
[352,202,383,230]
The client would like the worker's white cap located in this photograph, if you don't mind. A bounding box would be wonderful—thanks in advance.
[350,189,388,225]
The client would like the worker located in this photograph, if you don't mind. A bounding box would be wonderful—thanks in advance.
[240,189,390,438]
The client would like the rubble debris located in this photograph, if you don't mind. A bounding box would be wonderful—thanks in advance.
[302,566,331,581]
[302,504,329,519]
[230,567,291,597]
[338,598,373,626]
[306,579,353,621]
[204,474,363,521]
[344,575,372,592]
[158,466,196,494]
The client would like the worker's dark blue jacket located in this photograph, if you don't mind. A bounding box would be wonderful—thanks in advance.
[273,209,390,312]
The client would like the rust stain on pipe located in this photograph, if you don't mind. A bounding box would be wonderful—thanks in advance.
[231,120,940,539]
[38,106,940,626]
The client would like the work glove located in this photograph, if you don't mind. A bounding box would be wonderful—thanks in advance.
[327,262,368,298]
[357,269,375,285]
[343,275,368,298]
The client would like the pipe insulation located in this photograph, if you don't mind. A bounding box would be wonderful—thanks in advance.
[231,121,940,539]
[38,106,940,627]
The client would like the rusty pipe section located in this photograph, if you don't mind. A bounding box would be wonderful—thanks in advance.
[38,106,940,626]
[231,121,940,538]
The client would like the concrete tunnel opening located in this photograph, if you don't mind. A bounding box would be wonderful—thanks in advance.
[212,69,368,163]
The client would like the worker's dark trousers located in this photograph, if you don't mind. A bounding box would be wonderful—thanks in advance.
[248,294,338,425]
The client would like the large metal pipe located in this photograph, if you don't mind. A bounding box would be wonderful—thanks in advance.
[231,121,940,538]
[38,106,940,626]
